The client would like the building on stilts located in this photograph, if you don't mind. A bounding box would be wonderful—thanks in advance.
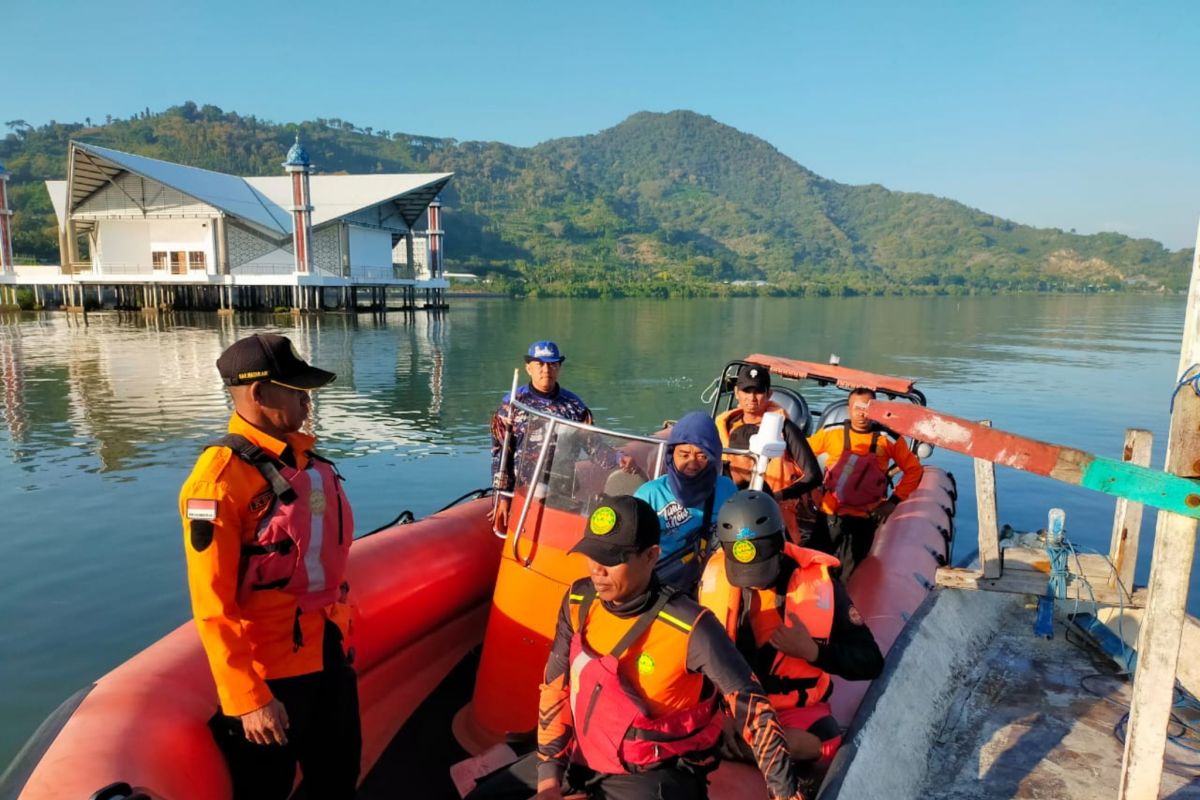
[0,140,452,314]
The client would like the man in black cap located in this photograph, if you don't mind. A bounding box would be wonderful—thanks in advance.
[180,332,360,800]
[715,364,821,532]
[466,494,808,800]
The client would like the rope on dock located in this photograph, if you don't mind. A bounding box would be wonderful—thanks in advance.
[1169,362,1200,412]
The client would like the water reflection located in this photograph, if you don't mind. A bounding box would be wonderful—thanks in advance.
[0,310,470,476]
[0,293,1191,769]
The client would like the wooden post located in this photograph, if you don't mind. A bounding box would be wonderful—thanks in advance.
[1108,428,1153,592]
[1119,218,1200,800]
[975,420,1001,578]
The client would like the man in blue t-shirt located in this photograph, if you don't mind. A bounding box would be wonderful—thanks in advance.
[635,411,737,592]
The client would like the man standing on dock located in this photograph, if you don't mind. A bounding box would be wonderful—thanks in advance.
[806,387,923,576]
[180,333,360,800]
[490,340,596,531]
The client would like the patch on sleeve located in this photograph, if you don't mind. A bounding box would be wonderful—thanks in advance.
[190,519,215,551]
[248,490,273,515]
[848,605,865,626]
[185,498,218,521]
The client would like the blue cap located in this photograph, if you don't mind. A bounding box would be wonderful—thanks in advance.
[525,340,565,363]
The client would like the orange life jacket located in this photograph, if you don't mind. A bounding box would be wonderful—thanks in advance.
[715,405,803,493]
[698,542,838,711]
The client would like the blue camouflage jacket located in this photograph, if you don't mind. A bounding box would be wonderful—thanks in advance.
[489,383,594,490]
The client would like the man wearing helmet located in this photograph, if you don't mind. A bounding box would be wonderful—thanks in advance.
[699,490,883,773]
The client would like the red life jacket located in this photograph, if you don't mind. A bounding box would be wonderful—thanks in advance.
[699,542,838,711]
[822,424,888,512]
[215,434,353,614]
[567,584,723,774]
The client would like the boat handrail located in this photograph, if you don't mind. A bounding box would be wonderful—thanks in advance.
[507,402,674,565]
[508,399,678,447]
[503,401,764,567]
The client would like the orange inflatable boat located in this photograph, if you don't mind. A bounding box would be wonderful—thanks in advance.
[2,355,955,800]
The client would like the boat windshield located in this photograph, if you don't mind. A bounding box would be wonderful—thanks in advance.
[504,401,668,519]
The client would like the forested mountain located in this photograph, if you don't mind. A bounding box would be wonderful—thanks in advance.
[1,103,1190,296]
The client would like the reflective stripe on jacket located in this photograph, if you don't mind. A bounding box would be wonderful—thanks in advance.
[567,584,723,773]
[699,542,839,711]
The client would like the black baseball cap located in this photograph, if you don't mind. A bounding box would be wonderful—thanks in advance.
[569,495,661,566]
[735,363,771,392]
[216,333,336,390]
[722,533,785,588]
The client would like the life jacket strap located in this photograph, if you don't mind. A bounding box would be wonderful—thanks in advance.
[841,422,883,455]
[241,539,295,557]
[209,434,296,504]
[576,583,677,659]
[306,449,346,481]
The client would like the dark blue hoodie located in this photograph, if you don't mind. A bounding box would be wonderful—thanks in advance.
[665,411,723,509]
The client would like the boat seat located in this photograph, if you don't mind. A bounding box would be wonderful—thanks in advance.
[815,399,850,431]
[770,387,811,436]
[603,468,646,497]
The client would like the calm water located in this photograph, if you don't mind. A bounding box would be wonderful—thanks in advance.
[0,294,1194,764]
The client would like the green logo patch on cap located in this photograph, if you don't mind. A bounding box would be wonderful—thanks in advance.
[731,540,757,563]
[590,506,617,535]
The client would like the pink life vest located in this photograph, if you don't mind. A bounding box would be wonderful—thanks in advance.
[216,435,353,613]
[567,586,723,774]
[823,425,889,511]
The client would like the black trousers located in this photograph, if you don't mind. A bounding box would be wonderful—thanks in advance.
[805,512,878,579]
[208,622,361,800]
[464,751,708,800]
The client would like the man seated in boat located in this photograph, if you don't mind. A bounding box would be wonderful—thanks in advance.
[466,494,807,800]
[490,339,628,530]
[714,363,821,537]
[634,411,738,592]
[699,490,883,777]
[179,334,359,800]
[805,387,924,576]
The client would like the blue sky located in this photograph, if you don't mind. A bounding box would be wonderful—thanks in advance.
[8,0,1199,249]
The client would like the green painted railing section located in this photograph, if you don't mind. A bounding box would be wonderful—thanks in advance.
[1080,456,1200,519]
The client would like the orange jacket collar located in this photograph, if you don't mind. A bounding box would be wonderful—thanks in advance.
[228,412,315,460]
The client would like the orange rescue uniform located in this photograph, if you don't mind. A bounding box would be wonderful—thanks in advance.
[179,413,351,717]
[806,425,924,517]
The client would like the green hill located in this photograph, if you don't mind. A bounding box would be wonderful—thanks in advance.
[1,104,1190,296]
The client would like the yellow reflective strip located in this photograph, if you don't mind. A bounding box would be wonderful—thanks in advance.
[569,593,584,602]
[657,610,693,632]
[269,379,318,393]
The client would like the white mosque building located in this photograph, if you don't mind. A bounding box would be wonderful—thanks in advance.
[0,139,452,311]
